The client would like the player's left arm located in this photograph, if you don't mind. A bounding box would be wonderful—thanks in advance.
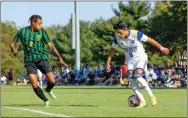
[47,42,68,67]
[42,29,68,67]
[137,31,169,55]
[146,37,169,55]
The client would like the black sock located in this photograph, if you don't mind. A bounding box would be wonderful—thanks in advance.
[33,86,48,102]
[46,82,55,92]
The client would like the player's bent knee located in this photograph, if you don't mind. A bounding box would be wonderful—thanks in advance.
[128,74,134,79]
[137,77,147,87]
[45,72,56,84]
[48,79,56,84]
[48,80,56,84]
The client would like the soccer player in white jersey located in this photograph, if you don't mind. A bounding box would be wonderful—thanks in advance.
[106,21,169,108]
[37,69,43,88]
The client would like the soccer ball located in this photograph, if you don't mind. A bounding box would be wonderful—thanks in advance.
[128,94,140,107]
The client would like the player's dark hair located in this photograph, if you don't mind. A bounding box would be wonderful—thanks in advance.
[113,21,128,30]
[28,15,42,24]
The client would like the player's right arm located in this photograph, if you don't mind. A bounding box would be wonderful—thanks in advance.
[9,42,17,54]
[106,36,118,72]
[106,48,115,72]
[9,30,21,55]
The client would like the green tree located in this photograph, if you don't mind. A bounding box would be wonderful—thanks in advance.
[1,22,25,79]
[148,1,187,66]
[112,1,151,31]
[90,17,125,65]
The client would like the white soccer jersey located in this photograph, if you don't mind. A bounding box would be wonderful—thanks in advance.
[112,30,148,61]
[37,69,43,78]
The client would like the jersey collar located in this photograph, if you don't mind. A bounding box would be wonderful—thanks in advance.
[128,30,131,37]
[126,30,131,39]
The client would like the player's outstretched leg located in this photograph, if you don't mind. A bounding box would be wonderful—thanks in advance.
[135,74,157,106]
[129,79,147,108]
[29,74,50,107]
[44,72,56,99]
[33,86,50,107]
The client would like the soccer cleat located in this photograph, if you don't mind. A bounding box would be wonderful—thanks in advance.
[137,100,147,108]
[150,96,157,106]
[44,88,57,99]
[44,101,50,107]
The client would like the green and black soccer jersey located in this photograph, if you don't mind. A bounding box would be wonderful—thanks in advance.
[12,26,51,63]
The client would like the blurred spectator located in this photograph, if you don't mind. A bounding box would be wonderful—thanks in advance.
[94,65,105,85]
[86,71,95,85]
[68,70,75,85]
[120,64,128,86]
[153,65,161,78]
[77,64,87,85]
[146,64,157,87]
[79,64,94,85]
[61,66,70,85]
[37,69,43,88]
[71,74,79,85]
[8,69,13,85]
[2,62,186,88]
[1,76,7,84]
[110,63,115,75]
[16,75,27,85]
[114,66,121,85]
[53,68,62,85]
[180,75,187,87]
[166,65,181,88]
[96,65,103,76]
[104,74,116,86]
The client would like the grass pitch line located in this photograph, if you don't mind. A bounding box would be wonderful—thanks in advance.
[2,106,72,117]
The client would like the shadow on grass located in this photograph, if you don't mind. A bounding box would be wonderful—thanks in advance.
[2,104,98,107]
[66,104,98,107]
[2,104,42,107]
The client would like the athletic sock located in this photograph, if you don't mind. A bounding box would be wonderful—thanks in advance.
[33,86,48,102]
[46,82,55,92]
[137,77,154,97]
[134,89,145,101]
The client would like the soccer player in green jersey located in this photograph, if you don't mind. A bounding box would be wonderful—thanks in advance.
[9,15,68,107]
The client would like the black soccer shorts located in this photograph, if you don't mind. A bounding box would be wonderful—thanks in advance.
[25,59,53,75]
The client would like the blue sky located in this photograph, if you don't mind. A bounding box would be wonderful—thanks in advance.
[1,2,155,27]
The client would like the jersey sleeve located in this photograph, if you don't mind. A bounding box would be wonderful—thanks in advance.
[42,29,51,44]
[12,30,22,42]
[111,36,118,48]
[137,31,148,42]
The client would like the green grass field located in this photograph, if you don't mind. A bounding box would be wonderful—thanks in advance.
[1,85,187,117]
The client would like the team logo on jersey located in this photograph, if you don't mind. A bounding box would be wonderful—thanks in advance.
[120,41,126,46]
[29,41,33,48]
[132,35,137,39]
[130,40,135,44]
[37,35,41,41]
